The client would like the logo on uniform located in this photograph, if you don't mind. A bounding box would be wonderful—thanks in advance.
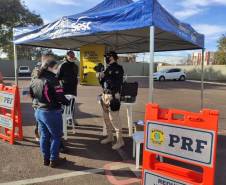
[150,129,164,146]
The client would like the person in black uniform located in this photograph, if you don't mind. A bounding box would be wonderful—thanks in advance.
[57,51,79,96]
[98,51,125,150]
[30,60,69,167]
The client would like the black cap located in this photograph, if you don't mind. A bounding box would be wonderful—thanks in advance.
[105,51,118,60]
[67,50,75,55]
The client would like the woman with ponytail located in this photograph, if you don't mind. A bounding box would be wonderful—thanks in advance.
[30,59,69,168]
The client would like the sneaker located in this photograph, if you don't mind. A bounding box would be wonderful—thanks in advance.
[112,140,125,150]
[100,135,114,144]
[60,143,69,154]
[50,157,66,168]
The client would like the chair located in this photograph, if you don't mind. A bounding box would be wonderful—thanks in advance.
[132,131,144,169]
[62,95,76,140]
[132,121,163,169]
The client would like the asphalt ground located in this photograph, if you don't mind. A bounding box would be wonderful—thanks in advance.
[0,78,226,185]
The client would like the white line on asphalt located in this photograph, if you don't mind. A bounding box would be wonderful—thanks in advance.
[0,168,104,185]
[187,80,226,86]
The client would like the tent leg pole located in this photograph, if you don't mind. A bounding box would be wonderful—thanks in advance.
[13,44,18,86]
[149,26,155,103]
[201,48,205,109]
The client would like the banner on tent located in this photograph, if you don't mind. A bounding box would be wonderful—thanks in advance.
[80,44,105,86]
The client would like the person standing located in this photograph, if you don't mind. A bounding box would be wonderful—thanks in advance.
[57,50,79,96]
[31,61,42,141]
[31,53,55,141]
[99,51,125,150]
[30,60,69,167]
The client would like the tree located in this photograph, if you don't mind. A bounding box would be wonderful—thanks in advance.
[0,0,43,60]
[215,34,226,65]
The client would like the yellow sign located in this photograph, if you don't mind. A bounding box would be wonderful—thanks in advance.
[150,129,165,146]
[80,44,105,85]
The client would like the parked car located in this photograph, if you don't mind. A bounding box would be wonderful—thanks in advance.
[18,66,31,77]
[153,68,186,81]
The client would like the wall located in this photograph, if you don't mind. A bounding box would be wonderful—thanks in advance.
[118,62,150,76]
[0,60,81,77]
[6,59,225,80]
[0,60,37,77]
[0,59,150,77]
[158,65,226,81]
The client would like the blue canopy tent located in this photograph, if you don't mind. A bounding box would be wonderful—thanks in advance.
[13,0,205,106]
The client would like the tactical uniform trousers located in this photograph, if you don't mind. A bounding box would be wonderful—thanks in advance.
[101,93,122,137]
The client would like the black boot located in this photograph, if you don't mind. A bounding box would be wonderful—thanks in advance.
[44,159,50,166]
[50,157,66,168]
[60,140,69,154]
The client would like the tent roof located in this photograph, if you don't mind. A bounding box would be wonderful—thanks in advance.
[82,0,133,14]
[13,0,204,53]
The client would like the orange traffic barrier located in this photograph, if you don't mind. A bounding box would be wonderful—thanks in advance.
[0,84,23,144]
[142,104,219,185]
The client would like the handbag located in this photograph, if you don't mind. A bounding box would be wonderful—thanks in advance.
[120,82,138,103]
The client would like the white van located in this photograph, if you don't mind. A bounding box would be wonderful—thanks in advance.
[18,66,31,77]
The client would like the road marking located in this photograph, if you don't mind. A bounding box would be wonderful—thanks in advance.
[104,161,141,185]
[187,80,226,86]
[0,168,104,185]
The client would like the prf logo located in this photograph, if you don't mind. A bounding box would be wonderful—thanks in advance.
[151,129,164,146]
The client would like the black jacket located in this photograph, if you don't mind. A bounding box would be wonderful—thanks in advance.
[57,60,79,96]
[30,70,69,110]
[100,62,124,94]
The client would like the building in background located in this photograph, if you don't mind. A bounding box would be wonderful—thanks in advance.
[118,54,136,63]
[190,51,216,65]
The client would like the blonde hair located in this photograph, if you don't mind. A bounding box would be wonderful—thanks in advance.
[41,54,55,67]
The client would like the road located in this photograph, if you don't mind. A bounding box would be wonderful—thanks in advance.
[0,79,225,185]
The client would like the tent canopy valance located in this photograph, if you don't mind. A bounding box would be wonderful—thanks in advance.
[13,0,204,53]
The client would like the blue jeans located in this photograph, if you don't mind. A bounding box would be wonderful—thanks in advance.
[35,109,63,161]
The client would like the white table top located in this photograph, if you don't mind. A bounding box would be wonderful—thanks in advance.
[121,101,136,106]
[132,131,144,143]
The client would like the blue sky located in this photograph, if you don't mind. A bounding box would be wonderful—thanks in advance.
[22,0,226,62]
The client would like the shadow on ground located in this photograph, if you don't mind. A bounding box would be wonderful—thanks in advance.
[21,103,101,126]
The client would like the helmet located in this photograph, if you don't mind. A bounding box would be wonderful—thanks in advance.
[104,51,118,64]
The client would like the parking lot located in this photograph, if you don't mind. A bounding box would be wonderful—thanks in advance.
[0,78,226,185]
